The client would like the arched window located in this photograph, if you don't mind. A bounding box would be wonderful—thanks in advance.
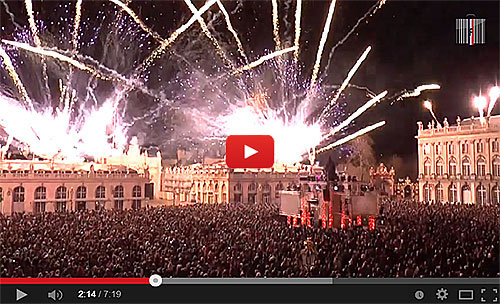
[435,184,443,202]
[492,157,500,177]
[132,185,141,210]
[477,184,487,205]
[462,157,471,176]
[449,157,457,176]
[262,183,271,204]
[424,159,431,176]
[477,157,486,177]
[208,183,214,204]
[221,184,227,203]
[202,183,207,203]
[133,185,141,197]
[248,183,257,204]
[114,185,124,210]
[95,186,106,199]
[76,186,86,200]
[275,182,284,198]
[436,158,444,176]
[214,183,219,204]
[95,186,106,210]
[55,186,67,200]
[13,186,25,203]
[34,186,47,201]
[113,185,124,198]
[76,186,87,211]
[423,183,431,202]
[234,183,242,192]
[55,186,67,212]
[462,184,472,203]
[248,182,257,193]
[448,184,457,202]
[34,186,47,213]
[492,186,500,204]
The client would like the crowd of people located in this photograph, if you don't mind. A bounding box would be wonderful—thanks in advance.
[1,200,498,278]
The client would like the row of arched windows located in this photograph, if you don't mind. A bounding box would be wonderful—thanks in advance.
[423,183,500,204]
[424,156,500,176]
[10,185,142,203]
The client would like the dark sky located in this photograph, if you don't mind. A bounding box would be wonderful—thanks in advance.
[0,1,499,176]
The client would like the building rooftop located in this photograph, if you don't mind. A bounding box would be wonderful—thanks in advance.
[416,114,500,138]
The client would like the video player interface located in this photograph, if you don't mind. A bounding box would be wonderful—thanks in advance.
[0,0,499,303]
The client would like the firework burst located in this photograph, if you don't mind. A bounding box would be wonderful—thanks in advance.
[0,0,434,165]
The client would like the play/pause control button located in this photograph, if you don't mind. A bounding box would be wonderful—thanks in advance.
[16,289,28,301]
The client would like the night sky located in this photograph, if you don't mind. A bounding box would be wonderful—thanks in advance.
[0,1,499,177]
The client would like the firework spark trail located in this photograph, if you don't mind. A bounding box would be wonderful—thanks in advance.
[317,121,386,153]
[400,84,440,98]
[184,0,234,68]
[388,84,441,104]
[24,0,50,96]
[109,0,164,42]
[309,0,337,90]
[24,0,41,46]
[324,0,386,73]
[72,0,83,51]
[0,45,33,110]
[1,0,22,30]
[217,0,248,63]
[293,0,302,61]
[326,90,387,138]
[321,45,371,117]
[233,46,298,73]
[3,40,114,81]
[140,0,218,72]
[2,40,166,100]
[271,0,281,50]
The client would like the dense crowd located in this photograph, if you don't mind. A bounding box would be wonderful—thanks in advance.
[0,201,498,277]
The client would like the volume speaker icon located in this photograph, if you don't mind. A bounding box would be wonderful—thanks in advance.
[47,289,64,301]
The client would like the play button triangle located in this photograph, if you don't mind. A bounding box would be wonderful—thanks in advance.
[244,145,258,159]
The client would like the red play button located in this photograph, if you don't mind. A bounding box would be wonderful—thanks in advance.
[226,135,274,168]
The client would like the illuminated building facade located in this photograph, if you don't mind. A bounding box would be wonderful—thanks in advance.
[0,139,162,215]
[416,115,500,204]
[161,162,327,205]
[369,163,395,197]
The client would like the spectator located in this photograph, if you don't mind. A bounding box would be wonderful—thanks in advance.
[0,201,498,278]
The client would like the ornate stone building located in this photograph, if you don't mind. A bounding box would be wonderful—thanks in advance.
[369,163,395,197]
[0,138,162,215]
[416,115,500,204]
[395,177,419,201]
[161,162,327,205]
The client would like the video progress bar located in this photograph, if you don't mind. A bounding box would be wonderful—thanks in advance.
[159,278,500,285]
[161,278,333,285]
